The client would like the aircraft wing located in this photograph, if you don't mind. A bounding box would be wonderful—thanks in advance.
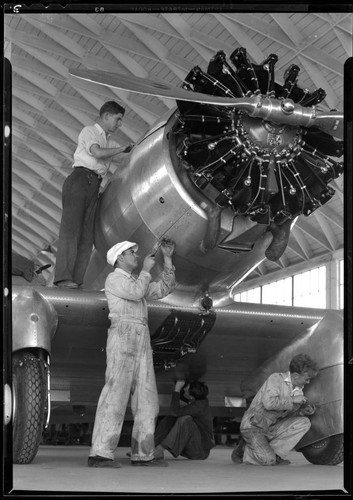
[12,283,326,422]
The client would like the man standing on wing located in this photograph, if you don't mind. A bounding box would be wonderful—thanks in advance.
[54,101,134,289]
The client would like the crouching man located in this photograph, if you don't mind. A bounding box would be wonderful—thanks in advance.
[153,380,215,460]
[232,353,318,466]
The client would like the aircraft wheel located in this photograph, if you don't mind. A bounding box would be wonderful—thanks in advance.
[300,434,343,465]
[12,351,46,464]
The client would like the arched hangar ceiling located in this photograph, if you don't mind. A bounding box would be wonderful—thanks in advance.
[4,10,350,283]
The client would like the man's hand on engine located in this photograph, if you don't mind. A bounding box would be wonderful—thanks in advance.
[160,238,175,258]
[299,401,317,416]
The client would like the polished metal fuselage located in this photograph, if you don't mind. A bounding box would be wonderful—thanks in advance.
[87,110,272,306]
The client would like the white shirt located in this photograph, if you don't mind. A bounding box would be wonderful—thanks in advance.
[72,123,120,177]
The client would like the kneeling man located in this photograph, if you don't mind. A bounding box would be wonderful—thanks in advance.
[233,353,318,466]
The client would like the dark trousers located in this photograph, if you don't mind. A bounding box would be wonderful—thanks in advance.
[155,415,209,460]
[54,168,101,285]
[12,252,35,281]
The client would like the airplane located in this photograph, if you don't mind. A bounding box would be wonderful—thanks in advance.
[7,47,344,467]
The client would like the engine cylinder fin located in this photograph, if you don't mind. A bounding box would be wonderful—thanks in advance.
[301,144,344,178]
[261,54,278,97]
[183,65,236,98]
[281,64,300,99]
[275,161,289,211]
[208,50,247,97]
[300,88,327,106]
[230,47,260,95]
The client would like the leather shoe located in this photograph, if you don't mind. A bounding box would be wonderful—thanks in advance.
[88,456,122,468]
[275,455,291,465]
[127,450,165,460]
[231,437,245,463]
[131,458,168,467]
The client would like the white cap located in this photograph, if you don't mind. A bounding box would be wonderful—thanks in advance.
[106,241,138,267]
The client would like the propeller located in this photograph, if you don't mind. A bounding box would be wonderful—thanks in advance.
[70,68,238,105]
[69,68,343,140]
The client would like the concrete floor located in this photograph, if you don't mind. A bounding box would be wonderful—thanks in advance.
[9,445,345,495]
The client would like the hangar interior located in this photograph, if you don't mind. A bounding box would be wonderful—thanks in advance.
[4,8,349,458]
[5,9,347,294]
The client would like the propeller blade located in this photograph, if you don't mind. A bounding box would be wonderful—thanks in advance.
[69,68,244,107]
[311,111,343,140]
[69,69,343,139]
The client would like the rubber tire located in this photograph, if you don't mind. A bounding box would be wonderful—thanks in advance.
[12,351,46,464]
[300,434,343,465]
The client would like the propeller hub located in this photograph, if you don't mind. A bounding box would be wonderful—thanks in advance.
[240,115,300,155]
[281,99,296,114]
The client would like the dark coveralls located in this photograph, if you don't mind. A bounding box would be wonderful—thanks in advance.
[155,392,215,459]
